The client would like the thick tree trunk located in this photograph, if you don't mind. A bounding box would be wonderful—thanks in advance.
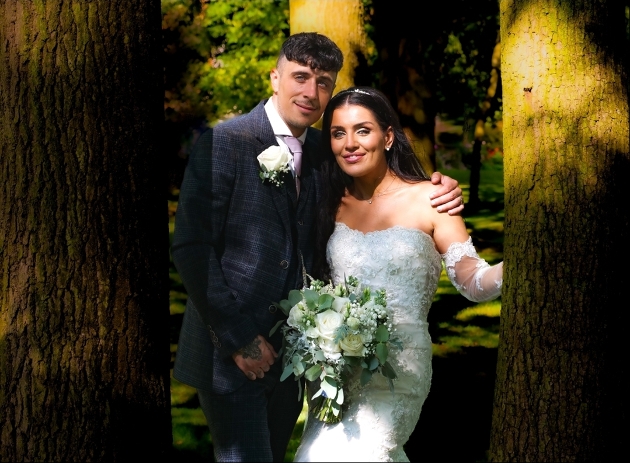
[0,1,171,461]
[490,0,629,461]
[289,0,369,96]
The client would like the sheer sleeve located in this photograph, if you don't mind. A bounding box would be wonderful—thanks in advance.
[441,237,503,302]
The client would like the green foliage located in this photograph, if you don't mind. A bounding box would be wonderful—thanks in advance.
[163,0,289,127]
[425,5,501,123]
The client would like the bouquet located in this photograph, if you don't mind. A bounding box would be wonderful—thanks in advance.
[270,275,400,424]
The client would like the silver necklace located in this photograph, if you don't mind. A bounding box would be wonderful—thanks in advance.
[364,176,401,204]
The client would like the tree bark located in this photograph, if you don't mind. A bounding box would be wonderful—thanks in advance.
[0,1,171,461]
[289,0,369,96]
[490,0,629,461]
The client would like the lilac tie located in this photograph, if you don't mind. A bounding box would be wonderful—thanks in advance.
[284,136,302,194]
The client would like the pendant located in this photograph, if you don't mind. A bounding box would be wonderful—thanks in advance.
[368,200,373,204]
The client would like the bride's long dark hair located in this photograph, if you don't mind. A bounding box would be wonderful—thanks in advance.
[313,86,431,280]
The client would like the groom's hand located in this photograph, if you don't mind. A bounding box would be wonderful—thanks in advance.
[232,334,278,380]
[429,171,464,215]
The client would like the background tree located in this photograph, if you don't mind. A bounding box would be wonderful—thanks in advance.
[0,1,171,461]
[289,0,375,97]
[490,0,629,460]
[163,0,290,190]
[365,0,501,174]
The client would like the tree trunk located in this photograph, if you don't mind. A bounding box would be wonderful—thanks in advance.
[0,1,171,461]
[490,0,629,461]
[289,0,369,96]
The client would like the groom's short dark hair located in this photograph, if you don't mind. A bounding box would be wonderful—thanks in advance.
[278,32,344,73]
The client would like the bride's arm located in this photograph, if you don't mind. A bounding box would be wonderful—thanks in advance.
[431,208,503,302]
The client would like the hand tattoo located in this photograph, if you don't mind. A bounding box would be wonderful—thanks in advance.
[236,338,263,360]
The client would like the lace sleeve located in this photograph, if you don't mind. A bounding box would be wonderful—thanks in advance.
[441,237,503,302]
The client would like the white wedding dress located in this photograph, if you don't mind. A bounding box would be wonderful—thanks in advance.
[294,223,503,462]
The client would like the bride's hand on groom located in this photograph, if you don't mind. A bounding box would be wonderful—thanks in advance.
[429,171,464,215]
[232,334,278,380]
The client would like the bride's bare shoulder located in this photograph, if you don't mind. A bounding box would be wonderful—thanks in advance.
[400,180,435,206]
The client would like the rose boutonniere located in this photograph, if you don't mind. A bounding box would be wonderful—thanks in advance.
[257,145,291,187]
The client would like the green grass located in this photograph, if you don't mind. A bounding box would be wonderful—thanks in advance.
[168,156,505,462]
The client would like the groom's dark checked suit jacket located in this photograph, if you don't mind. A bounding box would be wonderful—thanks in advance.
[172,101,323,394]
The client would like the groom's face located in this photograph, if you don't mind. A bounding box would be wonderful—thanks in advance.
[270,57,337,137]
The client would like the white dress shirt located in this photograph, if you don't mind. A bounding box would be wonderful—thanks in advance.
[264,98,307,178]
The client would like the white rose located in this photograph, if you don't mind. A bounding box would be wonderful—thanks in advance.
[257,145,290,171]
[331,297,350,314]
[318,337,342,360]
[287,303,305,328]
[315,309,344,341]
[339,334,366,357]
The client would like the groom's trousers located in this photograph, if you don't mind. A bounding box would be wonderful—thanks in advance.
[197,360,304,462]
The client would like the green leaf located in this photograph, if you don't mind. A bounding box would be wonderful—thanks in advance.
[287,290,303,308]
[335,386,344,405]
[280,363,294,382]
[305,364,321,382]
[376,343,388,365]
[318,293,334,309]
[303,289,319,309]
[321,376,338,399]
[368,356,379,371]
[311,387,324,400]
[375,324,390,342]
[314,350,327,363]
[331,401,341,416]
[294,361,305,376]
[279,299,292,313]
[360,368,373,386]
[381,361,397,380]
[268,319,284,337]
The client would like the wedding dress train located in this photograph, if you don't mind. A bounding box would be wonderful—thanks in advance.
[293,223,502,462]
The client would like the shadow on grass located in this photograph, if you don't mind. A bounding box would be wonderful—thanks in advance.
[406,346,498,462]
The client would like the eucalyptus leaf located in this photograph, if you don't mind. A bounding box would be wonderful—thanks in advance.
[318,293,334,309]
[314,350,327,363]
[303,289,319,308]
[376,342,388,364]
[280,363,294,382]
[368,356,379,371]
[375,324,390,342]
[336,386,344,405]
[360,368,373,386]
[381,361,397,380]
[287,290,303,308]
[305,364,321,382]
[331,401,341,416]
[294,361,305,376]
[279,299,293,313]
[268,319,285,337]
[311,387,324,400]
[321,376,338,398]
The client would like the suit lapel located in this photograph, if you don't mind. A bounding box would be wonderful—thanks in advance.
[296,135,319,216]
[251,102,294,238]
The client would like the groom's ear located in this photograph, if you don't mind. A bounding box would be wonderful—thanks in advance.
[270,68,280,94]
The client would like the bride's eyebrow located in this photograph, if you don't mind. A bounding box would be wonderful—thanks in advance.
[330,122,374,130]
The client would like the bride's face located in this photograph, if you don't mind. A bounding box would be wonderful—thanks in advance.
[329,104,393,179]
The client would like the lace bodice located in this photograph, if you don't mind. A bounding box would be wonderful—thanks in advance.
[293,223,502,462]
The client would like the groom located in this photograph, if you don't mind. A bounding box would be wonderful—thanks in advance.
[171,32,463,462]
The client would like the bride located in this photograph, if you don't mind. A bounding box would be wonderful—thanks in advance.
[293,87,503,462]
